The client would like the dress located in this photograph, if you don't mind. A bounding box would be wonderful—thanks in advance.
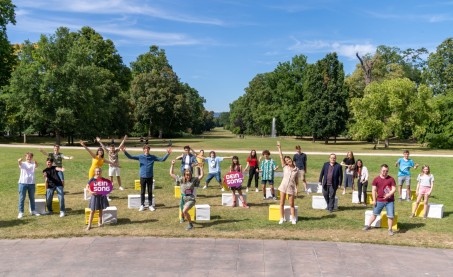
[278,166,299,195]
[88,156,105,179]
[87,177,110,210]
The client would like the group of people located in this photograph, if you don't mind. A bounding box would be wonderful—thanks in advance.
[17,139,435,234]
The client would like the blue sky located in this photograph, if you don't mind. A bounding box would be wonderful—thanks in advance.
[8,0,453,112]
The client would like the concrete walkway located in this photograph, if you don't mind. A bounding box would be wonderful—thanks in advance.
[1,237,452,276]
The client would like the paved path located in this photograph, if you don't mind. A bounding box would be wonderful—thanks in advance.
[1,237,452,276]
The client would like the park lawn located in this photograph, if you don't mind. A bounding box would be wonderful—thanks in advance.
[0,129,452,249]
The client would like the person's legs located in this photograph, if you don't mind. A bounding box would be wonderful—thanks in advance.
[57,171,65,186]
[322,186,329,208]
[328,186,336,211]
[262,180,267,199]
[247,167,254,188]
[289,195,295,222]
[231,189,236,207]
[140,177,146,206]
[237,189,248,207]
[117,176,122,188]
[357,181,363,203]
[363,181,368,205]
[147,178,154,207]
[385,202,395,234]
[98,209,103,226]
[18,183,27,213]
[254,168,259,189]
[46,187,55,213]
[56,186,65,212]
[397,176,404,200]
[405,177,411,201]
[423,194,430,218]
[28,184,36,212]
[411,192,423,217]
[87,210,95,230]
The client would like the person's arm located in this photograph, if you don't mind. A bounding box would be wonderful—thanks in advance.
[80,140,97,159]
[197,167,204,180]
[62,154,73,160]
[337,165,343,188]
[155,147,172,162]
[39,148,49,156]
[303,155,307,174]
[243,159,249,173]
[175,154,183,160]
[34,160,38,169]
[395,159,399,167]
[413,161,419,169]
[371,185,377,206]
[18,158,22,168]
[118,135,128,149]
[318,165,324,184]
[121,147,139,160]
[56,167,65,172]
[428,175,434,196]
[277,142,285,168]
[96,137,109,155]
[169,160,177,180]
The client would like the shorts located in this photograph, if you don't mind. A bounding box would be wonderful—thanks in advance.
[398,176,411,186]
[344,174,354,187]
[298,169,306,182]
[109,166,121,177]
[419,186,431,195]
[373,201,394,218]
[206,172,221,183]
[261,179,274,185]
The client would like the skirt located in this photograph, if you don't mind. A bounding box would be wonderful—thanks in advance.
[89,195,109,210]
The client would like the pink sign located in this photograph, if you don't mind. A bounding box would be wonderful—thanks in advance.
[89,178,113,195]
[223,171,244,188]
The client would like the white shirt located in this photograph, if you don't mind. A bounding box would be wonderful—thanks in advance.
[18,161,36,184]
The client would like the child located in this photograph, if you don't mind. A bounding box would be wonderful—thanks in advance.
[97,135,127,190]
[201,151,233,191]
[260,150,278,200]
[86,167,110,230]
[277,142,299,224]
[39,144,73,186]
[243,150,259,193]
[395,150,419,201]
[42,158,66,217]
[170,160,204,230]
[17,152,40,219]
[410,165,434,219]
[229,156,249,208]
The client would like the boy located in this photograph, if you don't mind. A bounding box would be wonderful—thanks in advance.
[42,158,66,217]
[97,135,127,190]
[39,145,73,186]
[202,151,233,191]
[260,150,278,200]
[395,150,419,201]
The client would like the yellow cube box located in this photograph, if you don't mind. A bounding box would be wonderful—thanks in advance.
[134,180,141,191]
[380,211,398,231]
[51,198,60,213]
[36,183,46,196]
[412,202,425,217]
[178,206,195,220]
[366,194,373,204]
[85,208,100,225]
[174,186,180,198]
[268,205,280,221]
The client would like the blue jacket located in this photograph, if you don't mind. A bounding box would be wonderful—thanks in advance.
[319,162,343,190]
[179,153,198,173]
[124,151,169,178]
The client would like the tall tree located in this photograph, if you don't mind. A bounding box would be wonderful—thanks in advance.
[423,37,453,96]
[0,0,16,88]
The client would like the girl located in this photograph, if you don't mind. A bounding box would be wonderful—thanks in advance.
[170,160,204,230]
[340,151,356,195]
[356,159,369,206]
[411,165,434,219]
[193,149,205,178]
[86,167,110,230]
[277,142,299,224]
[17,152,40,219]
[80,140,112,179]
[243,150,259,193]
[229,156,249,208]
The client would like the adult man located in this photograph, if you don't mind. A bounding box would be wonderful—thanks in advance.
[97,135,127,190]
[318,154,343,213]
[395,150,418,201]
[363,164,397,236]
[39,145,73,186]
[175,145,198,174]
[42,158,66,217]
[121,144,172,211]
[293,145,308,193]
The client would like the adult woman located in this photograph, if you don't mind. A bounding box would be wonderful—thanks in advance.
[80,140,112,179]
[340,151,356,195]
[277,142,299,225]
[243,150,259,192]
[170,160,204,230]
[356,159,369,206]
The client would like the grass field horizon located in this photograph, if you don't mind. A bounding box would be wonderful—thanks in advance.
[1,128,452,249]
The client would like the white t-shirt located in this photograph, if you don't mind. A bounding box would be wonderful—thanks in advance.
[417,174,434,187]
[18,161,36,184]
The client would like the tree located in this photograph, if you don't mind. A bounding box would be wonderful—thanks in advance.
[0,0,16,88]
[423,37,453,95]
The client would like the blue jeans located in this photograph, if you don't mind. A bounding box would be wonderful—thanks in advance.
[46,186,65,212]
[18,183,36,213]
[206,172,221,183]
[373,201,394,218]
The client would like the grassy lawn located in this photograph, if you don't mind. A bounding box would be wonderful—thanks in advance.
[0,128,452,248]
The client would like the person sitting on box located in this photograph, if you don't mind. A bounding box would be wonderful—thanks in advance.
[86,167,110,231]
[42,158,65,217]
[229,156,249,208]
[277,142,299,224]
[410,165,434,219]
[170,160,204,230]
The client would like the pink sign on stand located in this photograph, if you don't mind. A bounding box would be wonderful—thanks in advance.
[223,172,244,188]
[89,178,113,195]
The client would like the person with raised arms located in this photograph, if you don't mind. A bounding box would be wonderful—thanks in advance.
[277,142,299,224]
[96,135,127,190]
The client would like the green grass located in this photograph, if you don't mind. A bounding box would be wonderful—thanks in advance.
[0,128,452,248]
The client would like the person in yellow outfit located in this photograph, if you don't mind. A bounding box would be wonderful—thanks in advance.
[80,140,113,179]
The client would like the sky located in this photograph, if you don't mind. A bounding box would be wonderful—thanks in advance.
[7,0,453,112]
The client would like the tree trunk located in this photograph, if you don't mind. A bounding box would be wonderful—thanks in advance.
[23,133,26,144]
[385,137,389,148]
[356,52,374,86]
[324,137,329,144]
[55,131,61,146]
[158,129,163,139]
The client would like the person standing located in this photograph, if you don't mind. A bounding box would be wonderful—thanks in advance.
[175,145,198,174]
[42,158,66,217]
[193,149,205,178]
[395,150,419,201]
[39,144,73,186]
[243,150,259,193]
[293,145,308,194]
[97,135,127,190]
[340,151,356,195]
[356,159,369,206]
[17,152,40,219]
[411,165,434,219]
[319,154,343,213]
[229,156,249,208]
[80,140,112,179]
[363,164,397,236]
[85,167,110,231]
[121,144,172,211]
[259,150,279,200]
[277,142,299,224]
[201,151,233,191]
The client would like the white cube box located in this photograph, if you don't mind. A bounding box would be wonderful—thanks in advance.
[265,187,279,199]
[84,188,91,201]
[221,193,247,207]
[311,195,338,210]
[352,191,359,203]
[427,203,444,219]
[364,210,381,227]
[102,206,118,224]
[29,199,46,214]
[195,204,210,221]
[401,188,416,200]
[128,194,154,209]
[306,182,322,194]
[283,205,299,221]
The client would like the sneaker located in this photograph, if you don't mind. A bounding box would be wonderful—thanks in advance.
[221,187,225,192]
[179,218,185,224]
[107,197,112,201]
[246,188,249,192]
[278,218,285,224]
[149,206,156,212]
[59,211,65,217]
[138,205,145,212]
[17,212,24,219]
[42,211,52,215]
[406,198,411,202]
[186,223,193,230]
[291,219,297,225]
[409,214,414,218]
[255,188,259,192]
[263,196,267,200]
[31,211,40,216]
[362,225,371,231]
[342,191,346,195]
[119,186,124,191]
[388,229,394,236]
[272,197,277,200]
[202,185,208,189]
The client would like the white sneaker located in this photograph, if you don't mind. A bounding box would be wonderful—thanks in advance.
[291,219,297,225]
[119,186,124,191]
[202,185,208,189]
[246,188,249,192]
[59,211,65,217]
[278,218,285,224]
[342,191,346,195]
[149,206,156,212]
[17,212,24,219]
[138,205,145,211]
[255,188,259,192]
[31,211,40,216]
[221,187,225,192]
[107,197,112,201]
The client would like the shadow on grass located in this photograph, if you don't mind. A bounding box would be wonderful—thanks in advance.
[442,211,452,218]
[117,218,157,224]
[299,214,337,221]
[0,219,29,228]
[338,205,369,211]
[197,216,248,227]
[397,222,426,233]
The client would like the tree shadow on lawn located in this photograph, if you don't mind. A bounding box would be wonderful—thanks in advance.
[397,222,426,233]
